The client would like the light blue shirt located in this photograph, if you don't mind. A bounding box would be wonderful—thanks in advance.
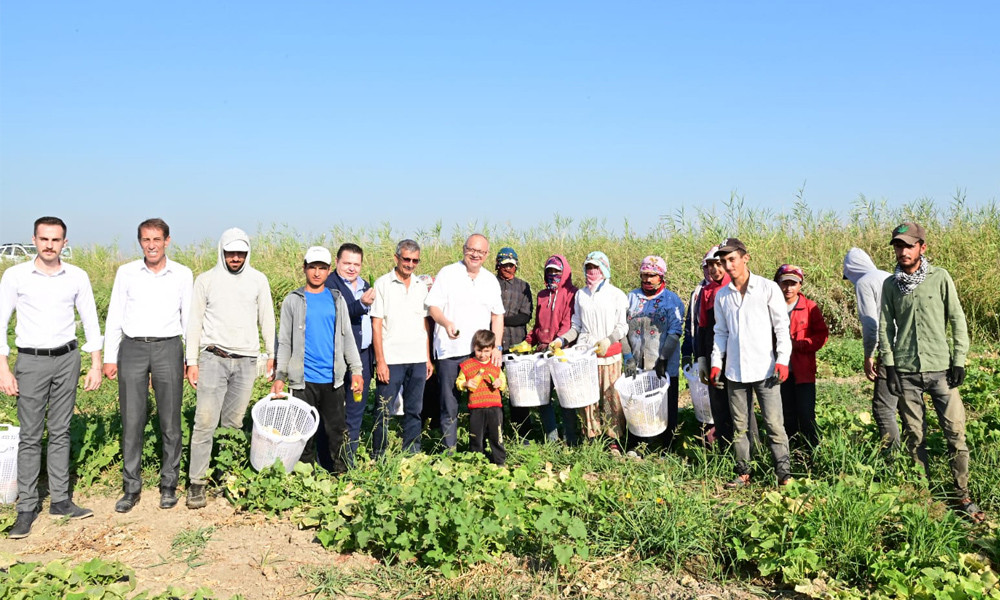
[343,276,373,350]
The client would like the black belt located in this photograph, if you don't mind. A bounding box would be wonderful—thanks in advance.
[206,345,251,359]
[125,335,177,343]
[18,340,78,357]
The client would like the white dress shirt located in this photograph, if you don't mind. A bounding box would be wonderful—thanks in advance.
[103,257,193,362]
[424,261,504,360]
[711,271,791,383]
[0,259,103,355]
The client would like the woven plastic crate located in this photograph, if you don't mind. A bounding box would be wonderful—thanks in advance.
[614,371,670,437]
[547,347,599,409]
[504,352,551,407]
[0,424,19,504]
[250,394,319,472]
[683,363,714,424]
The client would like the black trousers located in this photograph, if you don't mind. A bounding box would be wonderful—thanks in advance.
[300,381,348,473]
[469,406,506,465]
[780,379,818,448]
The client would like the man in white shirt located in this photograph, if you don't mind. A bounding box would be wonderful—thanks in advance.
[370,239,434,458]
[425,234,505,451]
[710,238,793,488]
[0,217,103,539]
[103,219,193,512]
[184,228,274,509]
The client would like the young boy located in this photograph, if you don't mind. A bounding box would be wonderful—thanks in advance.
[455,330,507,465]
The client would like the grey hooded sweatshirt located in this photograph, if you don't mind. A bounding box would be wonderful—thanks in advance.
[842,248,891,359]
[185,228,276,364]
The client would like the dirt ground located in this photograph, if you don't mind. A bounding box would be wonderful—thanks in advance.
[2,490,769,599]
[0,492,376,599]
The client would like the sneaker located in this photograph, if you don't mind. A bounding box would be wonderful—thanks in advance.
[957,498,986,524]
[186,484,207,510]
[49,500,94,520]
[9,510,38,539]
[725,474,751,489]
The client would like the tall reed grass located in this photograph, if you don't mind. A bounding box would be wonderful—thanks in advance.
[5,194,998,339]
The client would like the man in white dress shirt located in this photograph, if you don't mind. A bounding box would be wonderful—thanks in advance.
[425,233,505,452]
[103,218,193,512]
[0,217,103,539]
[710,237,793,488]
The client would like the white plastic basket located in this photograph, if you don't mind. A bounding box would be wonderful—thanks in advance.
[250,394,320,472]
[683,364,714,425]
[547,347,599,409]
[614,371,670,437]
[0,424,18,504]
[504,352,551,407]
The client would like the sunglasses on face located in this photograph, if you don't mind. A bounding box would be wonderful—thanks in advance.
[398,256,420,264]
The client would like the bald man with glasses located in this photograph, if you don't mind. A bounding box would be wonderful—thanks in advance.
[426,234,505,452]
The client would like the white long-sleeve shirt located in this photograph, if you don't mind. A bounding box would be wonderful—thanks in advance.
[0,260,103,355]
[567,281,628,366]
[103,257,193,362]
[711,271,791,383]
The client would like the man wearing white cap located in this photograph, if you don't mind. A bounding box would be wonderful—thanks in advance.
[184,228,275,508]
[272,246,363,473]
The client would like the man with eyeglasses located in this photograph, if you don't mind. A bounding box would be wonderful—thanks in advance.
[426,234,505,452]
[369,239,434,458]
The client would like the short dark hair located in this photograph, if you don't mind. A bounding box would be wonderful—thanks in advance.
[471,329,496,351]
[138,218,170,240]
[34,216,67,237]
[395,239,420,256]
[337,243,364,260]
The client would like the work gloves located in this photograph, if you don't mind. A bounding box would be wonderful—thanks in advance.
[697,357,710,385]
[654,357,667,380]
[885,365,903,396]
[947,365,966,388]
[770,364,789,384]
[595,337,611,356]
[623,354,637,378]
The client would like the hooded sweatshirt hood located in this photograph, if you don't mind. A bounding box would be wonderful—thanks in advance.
[842,248,877,284]
[546,254,574,295]
[217,228,251,274]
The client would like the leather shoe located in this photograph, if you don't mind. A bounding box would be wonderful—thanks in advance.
[9,510,39,539]
[49,499,94,520]
[159,488,178,509]
[115,492,141,513]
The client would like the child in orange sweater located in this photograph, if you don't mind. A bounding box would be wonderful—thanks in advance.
[456,330,508,465]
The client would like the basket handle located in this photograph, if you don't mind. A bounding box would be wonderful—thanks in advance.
[261,392,300,402]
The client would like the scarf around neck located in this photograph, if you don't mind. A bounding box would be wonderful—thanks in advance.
[894,256,928,295]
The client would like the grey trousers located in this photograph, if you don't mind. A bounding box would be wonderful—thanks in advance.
[188,351,257,485]
[873,365,900,452]
[728,378,791,480]
[118,336,184,493]
[14,351,80,512]
[897,370,970,498]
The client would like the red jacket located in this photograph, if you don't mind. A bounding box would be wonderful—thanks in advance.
[787,293,829,384]
[525,255,577,347]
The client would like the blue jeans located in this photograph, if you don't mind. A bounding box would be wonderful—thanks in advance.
[437,355,469,450]
[372,362,427,458]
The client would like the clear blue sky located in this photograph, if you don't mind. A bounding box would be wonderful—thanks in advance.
[2,1,998,248]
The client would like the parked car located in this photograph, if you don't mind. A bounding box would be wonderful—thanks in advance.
[0,243,36,262]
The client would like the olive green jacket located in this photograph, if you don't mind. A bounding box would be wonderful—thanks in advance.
[878,265,968,373]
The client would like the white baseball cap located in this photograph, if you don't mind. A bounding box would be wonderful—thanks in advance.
[304,246,332,265]
[222,239,250,253]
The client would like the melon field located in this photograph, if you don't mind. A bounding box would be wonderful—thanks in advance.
[2,199,999,599]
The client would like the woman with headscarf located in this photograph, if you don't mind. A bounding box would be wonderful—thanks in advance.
[622,255,684,448]
[550,251,629,455]
[519,255,577,443]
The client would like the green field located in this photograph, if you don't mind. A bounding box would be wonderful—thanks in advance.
[2,199,999,599]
